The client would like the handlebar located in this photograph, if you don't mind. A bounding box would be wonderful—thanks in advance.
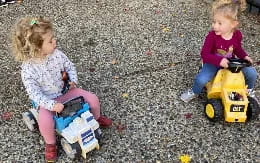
[227,58,251,73]
[58,96,85,117]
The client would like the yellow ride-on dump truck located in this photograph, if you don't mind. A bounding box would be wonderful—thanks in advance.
[204,58,260,122]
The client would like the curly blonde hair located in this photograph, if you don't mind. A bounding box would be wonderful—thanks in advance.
[11,16,53,61]
[212,0,246,21]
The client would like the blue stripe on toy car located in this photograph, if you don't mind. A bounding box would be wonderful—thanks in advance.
[81,130,92,138]
[81,130,95,145]
[82,137,95,146]
[86,116,94,122]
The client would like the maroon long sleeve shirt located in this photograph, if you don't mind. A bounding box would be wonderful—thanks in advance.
[200,30,248,67]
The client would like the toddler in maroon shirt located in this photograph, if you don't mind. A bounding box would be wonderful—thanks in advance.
[181,0,258,103]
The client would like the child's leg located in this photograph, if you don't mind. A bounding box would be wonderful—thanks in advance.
[39,108,57,162]
[242,67,258,89]
[38,107,56,144]
[192,63,219,94]
[55,88,101,119]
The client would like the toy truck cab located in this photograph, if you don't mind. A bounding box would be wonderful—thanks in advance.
[22,96,101,159]
[204,58,260,122]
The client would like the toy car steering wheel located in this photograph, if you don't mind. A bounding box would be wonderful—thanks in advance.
[228,58,251,73]
[58,96,85,117]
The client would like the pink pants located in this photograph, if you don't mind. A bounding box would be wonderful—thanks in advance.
[38,88,100,144]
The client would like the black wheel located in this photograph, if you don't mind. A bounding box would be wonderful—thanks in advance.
[204,99,224,122]
[22,111,38,131]
[94,128,102,142]
[247,96,260,120]
[61,138,81,159]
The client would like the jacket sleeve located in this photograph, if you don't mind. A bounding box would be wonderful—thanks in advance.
[21,65,56,111]
[201,31,223,66]
[234,30,248,59]
[59,51,78,84]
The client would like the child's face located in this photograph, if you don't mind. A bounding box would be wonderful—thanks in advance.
[212,13,238,38]
[40,30,56,56]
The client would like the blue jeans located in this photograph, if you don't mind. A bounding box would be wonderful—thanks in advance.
[192,63,258,94]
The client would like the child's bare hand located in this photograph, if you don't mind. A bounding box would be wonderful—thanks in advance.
[220,58,229,68]
[69,82,77,89]
[244,56,253,64]
[53,103,64,113]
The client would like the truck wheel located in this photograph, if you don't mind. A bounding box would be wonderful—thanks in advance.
[61,138,81,159]
[94,128,102,141]
[22,111,37,131]
[247,96,260,120]
[204,99,223,121]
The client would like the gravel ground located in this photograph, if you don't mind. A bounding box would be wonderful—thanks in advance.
[0,0,260,162]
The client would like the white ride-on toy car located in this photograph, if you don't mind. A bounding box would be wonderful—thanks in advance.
[22,96,102,159]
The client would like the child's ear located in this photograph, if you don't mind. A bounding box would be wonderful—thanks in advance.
[232,20,239,28]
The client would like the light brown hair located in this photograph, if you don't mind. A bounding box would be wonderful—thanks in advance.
[11,17,53,61]
[212,0,246,21]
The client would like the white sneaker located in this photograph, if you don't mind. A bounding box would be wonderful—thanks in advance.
[0,0,8,7]
[180,89,198,103]
[248,89,259,103]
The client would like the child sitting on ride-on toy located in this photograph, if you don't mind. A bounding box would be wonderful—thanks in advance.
[11,16,112,162]
[181,0,258,103]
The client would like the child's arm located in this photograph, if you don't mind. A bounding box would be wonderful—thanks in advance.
[244,56,253,64]
[53,103,64,113]
[200,31,224,67]
[59,50,78,85]
[219,58,229,68]
[233,30,249,60]
[21,67,57,111]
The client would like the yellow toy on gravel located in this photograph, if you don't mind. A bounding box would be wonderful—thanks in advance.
[204,58,260,122]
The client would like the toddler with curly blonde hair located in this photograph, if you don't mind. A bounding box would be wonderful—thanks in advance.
[11,16,112,162]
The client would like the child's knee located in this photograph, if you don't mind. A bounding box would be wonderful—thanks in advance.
[38,108,55,128]
[245,67,258,80]
[87,94,100,108]
[195,76,210,86]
